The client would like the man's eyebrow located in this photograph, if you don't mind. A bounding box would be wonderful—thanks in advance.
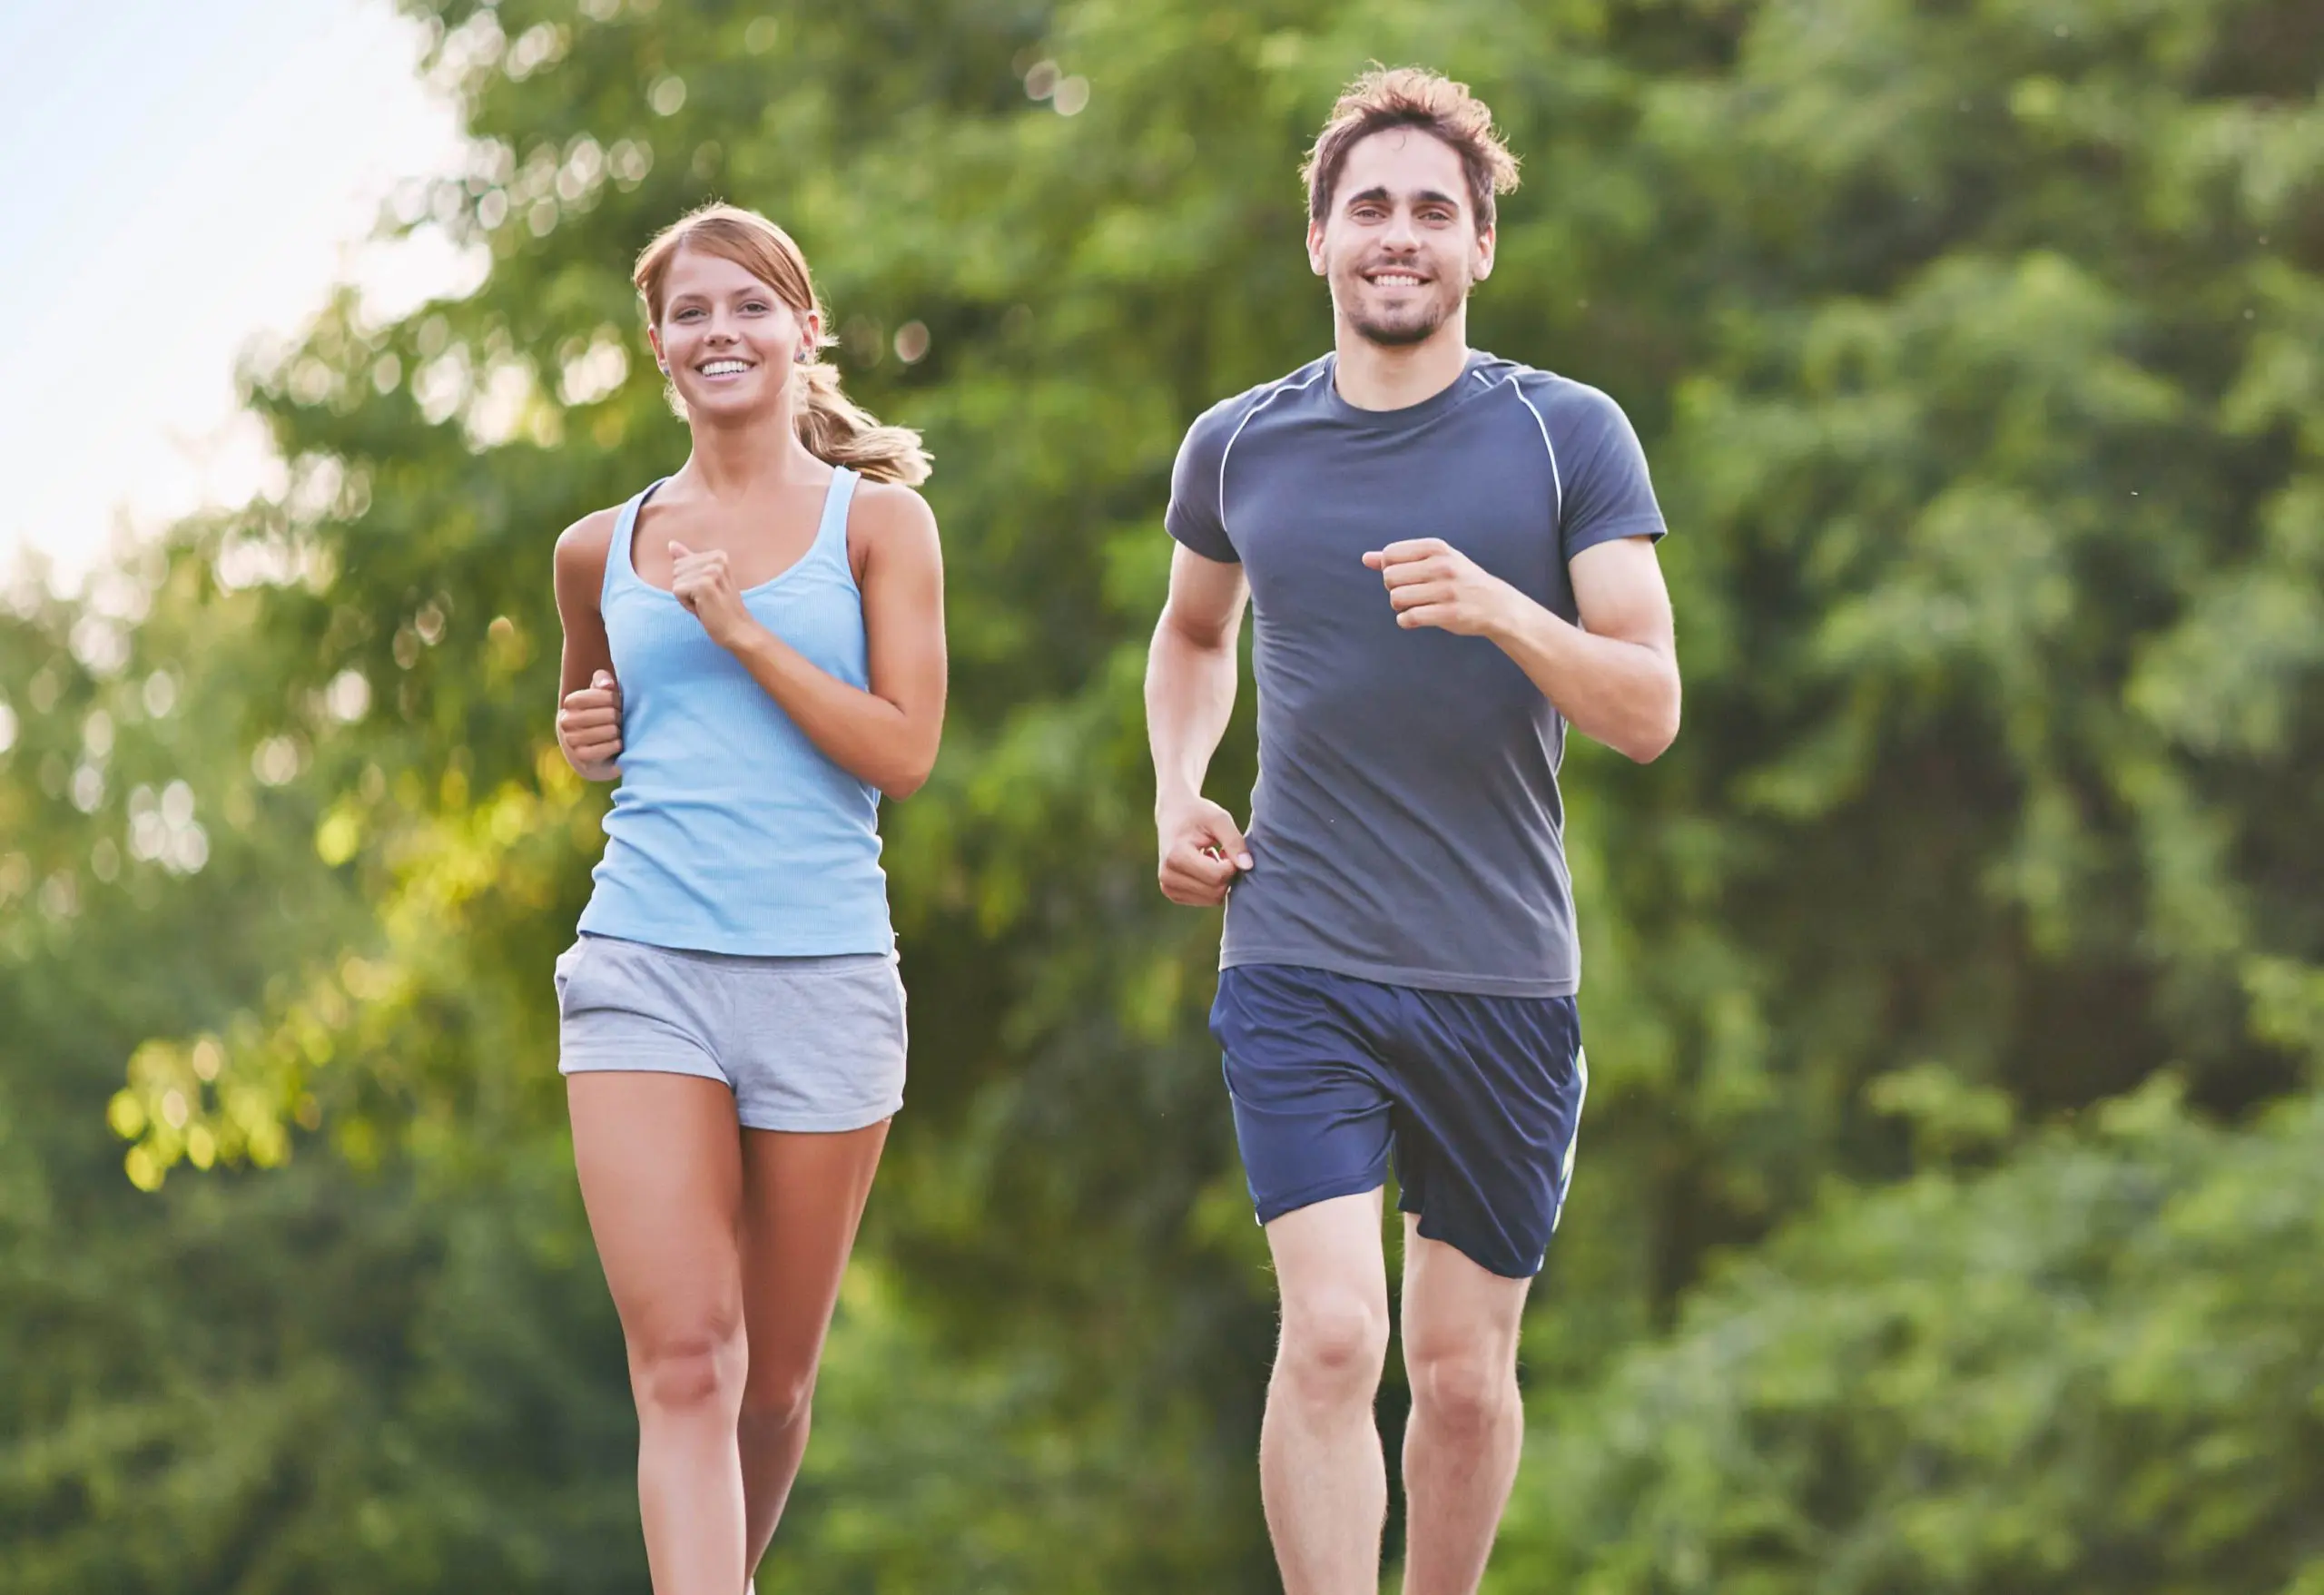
[1342,184,1463,210]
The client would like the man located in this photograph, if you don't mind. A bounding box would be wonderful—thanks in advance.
[1145,66,1680,1595]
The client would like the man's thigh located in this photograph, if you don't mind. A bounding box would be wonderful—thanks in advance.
[1215,964,1402,1225]
[1399,1216,1532,1373]
[1389,990,1587,1281]
[1266,1188,1391,1346]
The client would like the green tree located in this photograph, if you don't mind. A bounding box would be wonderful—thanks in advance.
[1491,1080,2324,1594]
[3,0,2316,1585]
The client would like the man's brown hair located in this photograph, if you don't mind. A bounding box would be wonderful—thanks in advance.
[1300,66,1521,231]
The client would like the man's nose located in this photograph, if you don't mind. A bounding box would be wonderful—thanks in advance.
[1383,208,1422,250]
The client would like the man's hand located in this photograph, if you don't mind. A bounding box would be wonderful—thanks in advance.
[557,669,623,780]
[669,541,759,651]
[1157,795,1254,907]
[1363,538,1518,637]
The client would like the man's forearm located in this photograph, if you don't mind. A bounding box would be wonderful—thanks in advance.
[1146,616,1240,809]
[1484,594,1679,763]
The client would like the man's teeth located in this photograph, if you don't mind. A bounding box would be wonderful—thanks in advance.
[700,359,751,376]
[1371,273,1424,287]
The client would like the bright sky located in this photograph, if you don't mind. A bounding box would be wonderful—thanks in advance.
[0,0,473,592]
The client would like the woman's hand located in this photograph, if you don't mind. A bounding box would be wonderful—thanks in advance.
[557,669,623,780]
[668,541,760,652]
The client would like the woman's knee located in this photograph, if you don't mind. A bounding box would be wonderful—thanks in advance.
[740,1357,818,1431]
[631,1319,748,1417]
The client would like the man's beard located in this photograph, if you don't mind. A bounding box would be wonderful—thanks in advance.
[1339,267,1467,348]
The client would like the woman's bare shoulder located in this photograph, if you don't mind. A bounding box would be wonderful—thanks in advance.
[556,506,623,557]
[553,506,625,601]
[850,479,939,545]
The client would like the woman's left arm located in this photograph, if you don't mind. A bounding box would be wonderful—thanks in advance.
[670,484,947,797]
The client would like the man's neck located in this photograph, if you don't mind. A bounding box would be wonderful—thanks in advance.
[1330,318,1472,412]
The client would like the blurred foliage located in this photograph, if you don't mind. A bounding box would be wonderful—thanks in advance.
[1,0,2318,1586]
[1492,1079,2324,1594]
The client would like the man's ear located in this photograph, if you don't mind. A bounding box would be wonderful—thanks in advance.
[1473,223,1497,283]
[1306,218,1329,278]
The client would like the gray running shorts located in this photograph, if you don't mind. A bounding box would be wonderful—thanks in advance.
[554,934,906,1132]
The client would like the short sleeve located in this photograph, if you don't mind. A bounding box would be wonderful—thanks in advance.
[1552,383,1666,564]
[1164,401,1241,565]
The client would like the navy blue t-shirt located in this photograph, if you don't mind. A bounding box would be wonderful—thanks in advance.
[1165,350,1666,997]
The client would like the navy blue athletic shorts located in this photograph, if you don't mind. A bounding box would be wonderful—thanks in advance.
[1211,963,1589,1279]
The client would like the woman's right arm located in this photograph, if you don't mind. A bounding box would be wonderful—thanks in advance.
[553,510,623,781]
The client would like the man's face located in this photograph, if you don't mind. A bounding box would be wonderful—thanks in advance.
[1307,127,1494,349]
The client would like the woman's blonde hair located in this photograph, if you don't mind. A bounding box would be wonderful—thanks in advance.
[634,203,931,486]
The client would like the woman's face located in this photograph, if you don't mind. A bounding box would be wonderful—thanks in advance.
[647,245,818,422]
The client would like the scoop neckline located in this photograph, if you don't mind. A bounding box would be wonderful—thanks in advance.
[621,471,850,600]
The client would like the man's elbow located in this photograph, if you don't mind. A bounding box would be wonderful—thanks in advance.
[1622,691,1682,764]
[1157,599,1238,658]
[1625,726,1678,763]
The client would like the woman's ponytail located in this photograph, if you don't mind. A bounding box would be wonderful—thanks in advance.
[793,359,931,486]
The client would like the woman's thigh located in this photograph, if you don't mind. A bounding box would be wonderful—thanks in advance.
[568,1072,747,1355]
[737,1120,891,1393]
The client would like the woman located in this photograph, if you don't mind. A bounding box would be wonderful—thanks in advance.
[549,202,944,1594]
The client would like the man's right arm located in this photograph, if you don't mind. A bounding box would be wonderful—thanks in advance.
[1147,544,1252,907]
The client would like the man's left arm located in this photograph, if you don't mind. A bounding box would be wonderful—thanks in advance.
[1364,533,1679,763]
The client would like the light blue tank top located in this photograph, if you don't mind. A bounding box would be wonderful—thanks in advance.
[577,468,892,955]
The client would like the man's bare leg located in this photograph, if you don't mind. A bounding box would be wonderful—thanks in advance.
[1261,1190,1393,1595]
[1396,1219,1532,1595]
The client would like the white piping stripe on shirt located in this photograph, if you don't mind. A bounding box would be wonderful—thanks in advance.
[1217,365,1330,544]
[1499,374,1565,530]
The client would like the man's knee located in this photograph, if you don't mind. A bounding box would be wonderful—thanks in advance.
[1406,1338,1517,1438]
[1277,1290,1391,1402]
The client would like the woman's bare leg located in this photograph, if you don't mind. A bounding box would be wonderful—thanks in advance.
[736,1118,891,1574]
[569,1073,749,1595]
